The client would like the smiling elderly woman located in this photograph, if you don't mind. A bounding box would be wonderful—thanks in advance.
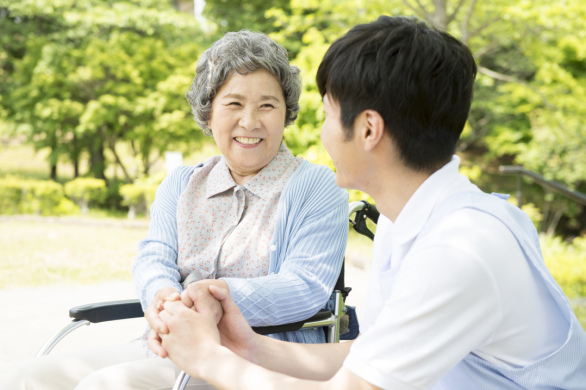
[2,31,348,390]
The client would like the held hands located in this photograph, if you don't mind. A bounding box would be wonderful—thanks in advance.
[146,280,228,357]
[181,279,228,325]
[159,286,260,375]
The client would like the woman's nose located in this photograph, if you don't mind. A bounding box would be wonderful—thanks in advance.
[238,109,260,131]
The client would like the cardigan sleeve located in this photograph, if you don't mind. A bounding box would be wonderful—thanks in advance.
[132,166,195,310]
[222,163,349,326]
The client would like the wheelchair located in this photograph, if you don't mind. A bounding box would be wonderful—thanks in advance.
[36,200,379,390]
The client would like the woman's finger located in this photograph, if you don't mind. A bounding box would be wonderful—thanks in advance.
[181,289,195,309]
[147,329,168,359]
[162,299,185,316]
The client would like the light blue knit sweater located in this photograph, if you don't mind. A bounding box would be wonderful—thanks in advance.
[132,159,349,343]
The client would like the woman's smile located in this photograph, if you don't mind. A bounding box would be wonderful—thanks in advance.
[234,137,263,146]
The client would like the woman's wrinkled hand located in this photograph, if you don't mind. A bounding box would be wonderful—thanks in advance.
[145,286,181,357]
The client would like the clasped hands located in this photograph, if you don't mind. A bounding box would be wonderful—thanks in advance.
[144,280,257,373]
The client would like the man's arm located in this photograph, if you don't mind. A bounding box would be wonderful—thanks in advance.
[160,286,380,390]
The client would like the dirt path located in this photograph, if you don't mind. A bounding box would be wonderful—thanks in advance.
[0,280,144,378]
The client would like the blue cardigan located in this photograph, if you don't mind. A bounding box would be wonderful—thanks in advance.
[132,159,349,343]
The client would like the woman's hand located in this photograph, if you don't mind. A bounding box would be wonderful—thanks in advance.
[145,286,180,357]
[182,279,229,324]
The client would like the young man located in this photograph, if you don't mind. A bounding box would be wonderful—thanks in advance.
[156,16,586,389]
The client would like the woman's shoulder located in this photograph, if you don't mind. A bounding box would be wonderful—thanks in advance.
[292,160,336,182]
[284,160,348,205]
[159,156,220,195]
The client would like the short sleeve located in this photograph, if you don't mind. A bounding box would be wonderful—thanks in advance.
[344,211,503,389]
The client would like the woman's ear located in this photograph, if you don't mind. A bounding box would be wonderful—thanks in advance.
[357,109,385,152]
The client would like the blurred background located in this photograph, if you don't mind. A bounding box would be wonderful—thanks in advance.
[0,0,585,368]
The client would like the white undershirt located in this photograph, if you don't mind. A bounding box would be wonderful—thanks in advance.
[344,156,567,390]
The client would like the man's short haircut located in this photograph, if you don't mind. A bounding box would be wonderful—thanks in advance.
[186,30,301,136]
[316,16,477,172]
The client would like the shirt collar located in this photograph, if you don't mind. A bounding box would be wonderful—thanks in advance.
[244,142,296,200]
[390,155,475,245]
[205,157,237,199]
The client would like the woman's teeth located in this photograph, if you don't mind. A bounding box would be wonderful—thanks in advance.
[235,137,261,145]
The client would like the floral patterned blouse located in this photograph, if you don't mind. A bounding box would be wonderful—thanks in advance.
[176,143,302,286]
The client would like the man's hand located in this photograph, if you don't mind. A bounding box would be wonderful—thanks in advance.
[182,279,229,324]
[159,298,222,377]
[208,285,260,363]
[145,286,180,357]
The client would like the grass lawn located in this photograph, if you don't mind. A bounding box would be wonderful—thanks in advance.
[0,217,148,288]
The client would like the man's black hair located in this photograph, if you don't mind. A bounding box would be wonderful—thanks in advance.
[316,16,477,172]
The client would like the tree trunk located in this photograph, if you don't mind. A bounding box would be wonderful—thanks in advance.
[50,163,57,181]
[89,141,106,180]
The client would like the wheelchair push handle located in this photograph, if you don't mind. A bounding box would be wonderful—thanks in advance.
[349,200,379,240]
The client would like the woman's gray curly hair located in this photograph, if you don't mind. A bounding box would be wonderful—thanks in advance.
[186,31,301,136]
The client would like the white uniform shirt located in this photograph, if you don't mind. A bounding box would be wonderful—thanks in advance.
[344,156,566,390]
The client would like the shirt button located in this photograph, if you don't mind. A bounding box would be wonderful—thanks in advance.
[270,245,277,251]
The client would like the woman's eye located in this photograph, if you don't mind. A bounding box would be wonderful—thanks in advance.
[227,102,241,107]
[261,104,275,109]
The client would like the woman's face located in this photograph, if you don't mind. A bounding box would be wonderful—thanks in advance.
[208,68,286,183]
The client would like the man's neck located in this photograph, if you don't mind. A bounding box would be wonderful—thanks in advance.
[364,163,431,222]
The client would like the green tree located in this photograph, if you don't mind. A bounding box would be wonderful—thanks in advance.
[203,0,290,36]
[1,0,209,181]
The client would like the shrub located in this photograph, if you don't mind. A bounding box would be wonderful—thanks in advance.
[542,234,586,298]
[119,179,158,219]
[0,176,78,215]
[21,179,65,215]
[0,177,23,215]
[64,178,107,214]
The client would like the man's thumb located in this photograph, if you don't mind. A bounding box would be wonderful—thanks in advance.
[209,285,238,312]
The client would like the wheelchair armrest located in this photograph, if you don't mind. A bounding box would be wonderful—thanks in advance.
[251,309,332,335]
[69,299,144,323]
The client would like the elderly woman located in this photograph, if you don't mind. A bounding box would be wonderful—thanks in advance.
[2,31,348,390]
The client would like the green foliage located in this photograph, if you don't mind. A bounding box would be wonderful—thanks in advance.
[119,177,159,218]
[0,176,78,215]
[203,0,290,35]
[0,0,209,180]
[542,235,586,298]
[2,0,586,232]
[64,177,107,213]
[0,177,22,214]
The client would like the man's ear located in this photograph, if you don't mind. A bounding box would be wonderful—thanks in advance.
[356,109,385,152]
